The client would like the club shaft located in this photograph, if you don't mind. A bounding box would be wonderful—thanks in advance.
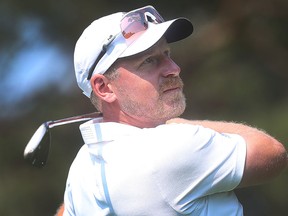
[48,112,102,128]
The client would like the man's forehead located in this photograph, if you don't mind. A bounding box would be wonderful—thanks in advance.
[118,37,169,62]
[141,37,170,55]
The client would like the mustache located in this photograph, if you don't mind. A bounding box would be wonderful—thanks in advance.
[159,77,184,92]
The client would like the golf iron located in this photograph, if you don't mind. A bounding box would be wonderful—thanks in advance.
[24,112,102,168]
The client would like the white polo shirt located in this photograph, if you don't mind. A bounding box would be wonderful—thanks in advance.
[64,118,246,216]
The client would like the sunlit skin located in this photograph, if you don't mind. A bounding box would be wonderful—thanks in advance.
[56,39,288,216]
[91,38,186,128]
[90,38,288,187]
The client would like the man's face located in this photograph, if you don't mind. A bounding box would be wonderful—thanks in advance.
[111,38,186,127]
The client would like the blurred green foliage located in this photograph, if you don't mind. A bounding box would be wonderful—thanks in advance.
[0,0,287,215]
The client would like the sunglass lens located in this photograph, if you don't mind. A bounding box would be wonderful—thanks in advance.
[121,13,147,39]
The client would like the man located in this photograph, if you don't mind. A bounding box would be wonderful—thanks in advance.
[62,5,287,215]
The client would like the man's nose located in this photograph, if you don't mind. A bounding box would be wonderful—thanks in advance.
[161,57,181,77]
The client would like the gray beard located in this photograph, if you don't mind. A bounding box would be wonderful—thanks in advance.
[120,77,186,123]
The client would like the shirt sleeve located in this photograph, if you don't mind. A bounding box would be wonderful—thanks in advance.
[151,123,246,211]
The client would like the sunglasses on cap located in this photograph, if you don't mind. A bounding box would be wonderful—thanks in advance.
[87,5,165,80]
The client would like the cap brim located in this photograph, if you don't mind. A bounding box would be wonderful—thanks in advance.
[119,18,193,58]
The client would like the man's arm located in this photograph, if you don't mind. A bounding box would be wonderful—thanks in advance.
[167,118,288,188]
[55,203,64,216]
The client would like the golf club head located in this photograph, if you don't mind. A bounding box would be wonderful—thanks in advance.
[24,122,51,168]
[23,112,102,168]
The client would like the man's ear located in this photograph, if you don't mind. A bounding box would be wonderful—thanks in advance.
[90,74,116,103]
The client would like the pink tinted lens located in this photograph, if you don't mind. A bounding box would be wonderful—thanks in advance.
[120,6,164,40]
[121,13,147,39]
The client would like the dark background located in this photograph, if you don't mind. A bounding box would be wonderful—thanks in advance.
[1,0,287,215]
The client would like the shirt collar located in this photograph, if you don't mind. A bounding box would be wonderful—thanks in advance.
[79,117,142,144]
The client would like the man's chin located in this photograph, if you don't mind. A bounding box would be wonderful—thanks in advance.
[166,101,186,119]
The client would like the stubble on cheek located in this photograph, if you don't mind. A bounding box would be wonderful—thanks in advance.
[159,77,185,104]
[116,77,186,121]
[153,77,186,118]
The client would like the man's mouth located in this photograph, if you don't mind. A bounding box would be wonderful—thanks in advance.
[160,77,184,94]
[163,86,182,93]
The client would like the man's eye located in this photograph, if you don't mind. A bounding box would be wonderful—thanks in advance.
[137,57,156,71]
[143,57,155,64]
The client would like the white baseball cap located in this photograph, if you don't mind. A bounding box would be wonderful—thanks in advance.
[74,5,193,97]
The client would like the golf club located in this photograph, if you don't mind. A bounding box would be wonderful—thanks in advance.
[24,112,102,168]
